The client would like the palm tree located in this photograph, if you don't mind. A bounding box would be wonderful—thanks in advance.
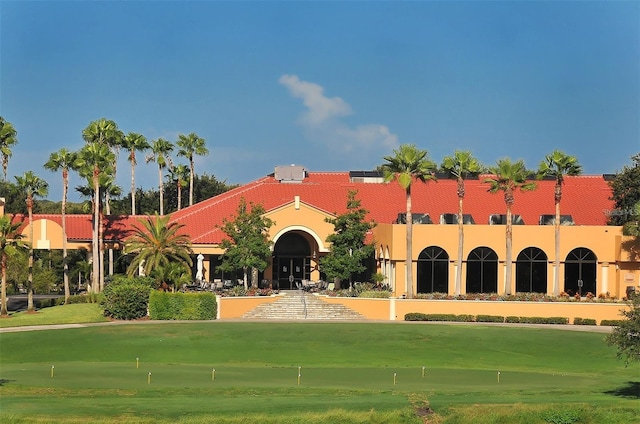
[74,143,115,293]
[121,132,150,215]
[0,215,28,316]
[442,150,482,295]
[123,213,193,278]
[168,164,190,211]
[485,158,537,295]
[146,138,174,215]
[15,171,49,311]
[381,144,437,298]
[537,150,583,296]
[44,148,77,304]
[151,261,192,292]
[0,117,18,181]
[176,132,209,207]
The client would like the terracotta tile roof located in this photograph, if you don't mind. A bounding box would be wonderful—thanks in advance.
[20,172,615,245]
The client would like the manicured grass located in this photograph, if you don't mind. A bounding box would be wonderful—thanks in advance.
[1,322,638,423]
[0,303,108,328]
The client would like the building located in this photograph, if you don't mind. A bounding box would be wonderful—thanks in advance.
[8,166,640,298]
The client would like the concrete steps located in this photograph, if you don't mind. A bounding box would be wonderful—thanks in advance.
[241,291,366,320]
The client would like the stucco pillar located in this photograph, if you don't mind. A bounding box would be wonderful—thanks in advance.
[216,295,221,320]
[389,297,396,321]
[601,263,608,296]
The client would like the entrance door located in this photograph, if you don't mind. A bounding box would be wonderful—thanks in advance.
[277,257,306,289]
[273,232,312,289]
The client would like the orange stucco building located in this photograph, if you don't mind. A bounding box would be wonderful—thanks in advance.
[7,166,640,300]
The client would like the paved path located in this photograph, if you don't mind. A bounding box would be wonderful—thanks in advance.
[0,319,614,333]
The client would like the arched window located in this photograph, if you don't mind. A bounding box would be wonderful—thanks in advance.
[417,246,449,293]
[466,247,498,293]
[516,247,548,293]
[564,248,597,296]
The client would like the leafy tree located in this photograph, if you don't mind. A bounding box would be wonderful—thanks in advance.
[606,294,640,365]
[0,180,27,214]
[219,198,274,289]
[121,132,150,215]
[15,171,49,311]
[623,201,640,238]
[123,213,193,279]
[146,138,174,215]
[320,190,376,290]
[176,132,209,207]
[537,150,583,296]
[441,150,482,295]
[381,144,437,298]
[0,215,28,316]
[609,153,640,226]
[44,148,77,303]
[485,158,537,295]
[0,116,18,181]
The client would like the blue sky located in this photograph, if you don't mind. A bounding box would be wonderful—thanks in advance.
[1,0,639,202]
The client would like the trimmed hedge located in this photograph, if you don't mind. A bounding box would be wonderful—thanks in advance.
[506,316,520,323]
[404,313,569,325]
[148,291,217,320]
[101,277,154,320]
[600,319,625,326]
[573,317,597,326]
[519,316,568,325]
[404,313,474,322]
[476,315,505,323]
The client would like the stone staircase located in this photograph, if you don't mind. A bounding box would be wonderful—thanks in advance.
[241,291,366,320]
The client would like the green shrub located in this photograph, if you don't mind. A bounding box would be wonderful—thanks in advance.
[573,317,596,325]
[541,408,580,424]
[519,316,568,325]
[600,319,625,326]
[476,314,505,323]
[100,277,152,320]
[403,313,474,322]
[358,290,391,298]
[404,312,428,321]
[506,316,520,323]
[148,291,217,320]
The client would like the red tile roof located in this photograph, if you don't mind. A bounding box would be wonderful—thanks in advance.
[21,172,615,245]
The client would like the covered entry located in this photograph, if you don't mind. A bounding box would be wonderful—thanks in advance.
[273,232,315,289]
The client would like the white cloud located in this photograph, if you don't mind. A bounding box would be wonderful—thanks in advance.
[279,74,352,125]
[279,74,399,153]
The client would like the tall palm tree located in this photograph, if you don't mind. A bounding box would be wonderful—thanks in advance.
[485,158,536,295]
[381,144,437,298]
[442,150,482,295]
[0,215,28,316]
[123,213,193,278]
[168,164,190,211]
[176,133,208,207]
[537,150,582,296]
[146,138,174,215]
[74,143,115,293]
[44,148,77,304]
[0,116,18,181]
[121,132,150,215]
[15,171,49,311]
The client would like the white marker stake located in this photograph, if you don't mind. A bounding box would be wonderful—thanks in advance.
[393,372,397,385]
[212,368,216,381]
[51,365,55,378]
[297,367,301,386]
[148,372,152,384]
[422,366,425,377]
[497,371,501,383]
[136,357,139,369]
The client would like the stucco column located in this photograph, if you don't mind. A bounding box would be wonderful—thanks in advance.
[389,297,396,321]
[601,263,608,296]
[216,295,221,320]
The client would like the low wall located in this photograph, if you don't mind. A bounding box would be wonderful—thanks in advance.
[217,295,280,319]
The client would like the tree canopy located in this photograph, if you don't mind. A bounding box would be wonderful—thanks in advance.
[606,294,640,366]
[609,153,640,226]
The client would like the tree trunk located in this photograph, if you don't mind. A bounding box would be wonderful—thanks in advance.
[554,198,561,296]
[131,152,136,215]
[27,196,34,311]
[405,185,413,298]
[251,267,258,288]
[159,166,164,215]
[189,158,194,207]
[243,267,248,290]
[62,171,69,303]
[505,203,513,295]
[1,254,8,316]
[92,169,100,293]
[177,183,182,211]
[456,195,464,295]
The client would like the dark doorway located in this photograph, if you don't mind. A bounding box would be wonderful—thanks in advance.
[564,248,597,296]
[417,246,449,293]
[516,247,548,293]
[273,232,311,289]
[466,247,498,293]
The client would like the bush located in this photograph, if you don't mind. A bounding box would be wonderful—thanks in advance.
[506,316,520,323]
[519,316,568,325]
[404,313,474,322]
[358,290,391,298]
[476,315,505,323]
[573,317,596,326]
[100,277,153,320]
[148,291,217,320]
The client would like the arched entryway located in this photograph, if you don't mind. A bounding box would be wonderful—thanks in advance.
[417,246,449,293]
[516,247,548,293]
[273,232,313,290]
[466,247,498,293]
[564,248,597,296]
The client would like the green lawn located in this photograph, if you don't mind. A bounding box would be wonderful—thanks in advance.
[1,321,638,423]
[0,303,108,328]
